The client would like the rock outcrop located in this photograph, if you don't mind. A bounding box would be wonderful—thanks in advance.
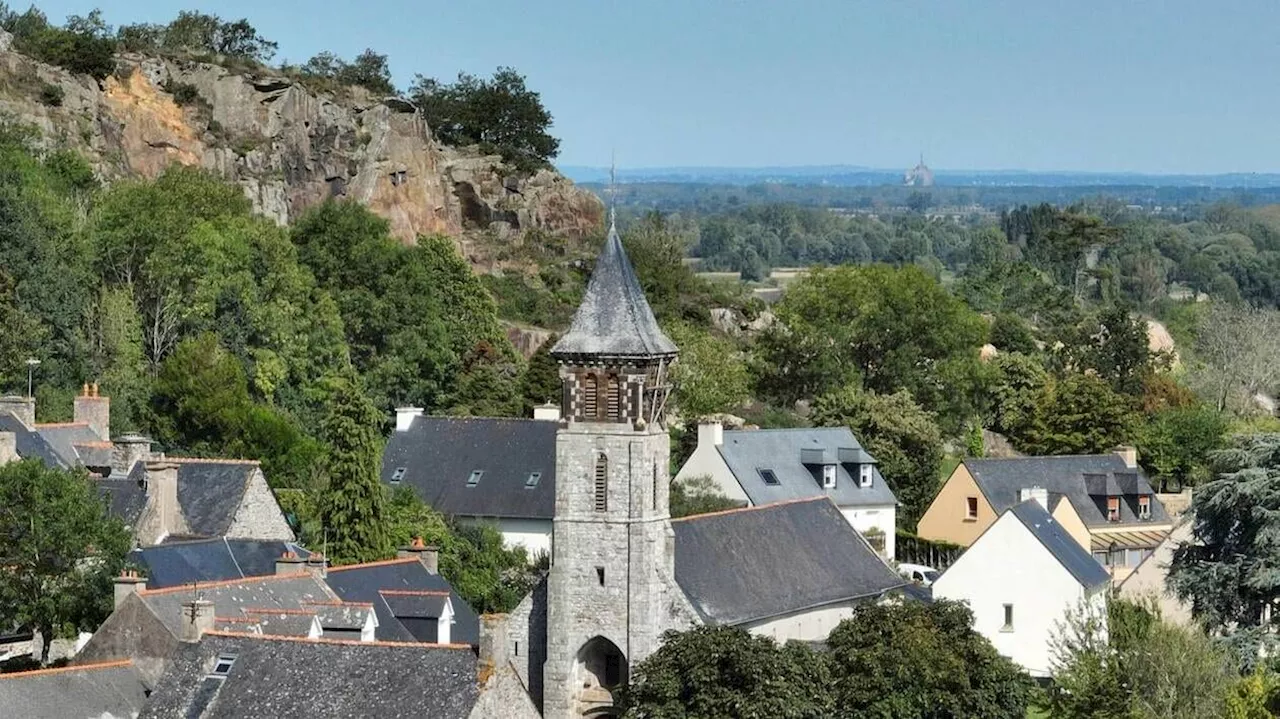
[0,34,602,246]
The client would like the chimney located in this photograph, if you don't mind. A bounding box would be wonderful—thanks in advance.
[0,396,35,429]
[0,431,15,465]
[697,421,724,448]
[138,460,186,545]
[73,382,110,440]
[275,550,308,576]
[1019,486,1049,511]
[478,613,508,671]
[111,434,153,475]
[397,536,439,574]
[180,599,215,642]
[395,407,423,432]
[113,569,147,609]
[533,403,561,422]
[1114,445,1138,469]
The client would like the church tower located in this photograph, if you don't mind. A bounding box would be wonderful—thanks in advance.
[542,213,680,718]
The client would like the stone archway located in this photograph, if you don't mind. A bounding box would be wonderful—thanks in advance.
[573,636,628,717]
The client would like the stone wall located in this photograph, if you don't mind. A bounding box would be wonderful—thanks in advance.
[225,466,295,541]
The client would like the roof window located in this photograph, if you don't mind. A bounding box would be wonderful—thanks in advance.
[525,472,542,488]
[390,467,406,484]
[211,653,237,677]
[758,468,780,486]
[467,470,483,487]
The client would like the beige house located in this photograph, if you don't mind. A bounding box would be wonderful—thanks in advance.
[1117,519,1194,624]
[918,448,1173,582]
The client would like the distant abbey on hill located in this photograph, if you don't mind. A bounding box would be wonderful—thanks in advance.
[904,154,935,186]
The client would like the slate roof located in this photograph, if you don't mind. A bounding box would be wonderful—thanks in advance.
[131,537,313,589]
[550,218,678,360]
[34,422,104,468]
[715,427,897,508]
[139,633,480,719]
[965,455,1170,528]
[0,659,148,719]
[673,497,907,626]
[1009,499,1112,590]
[97,461,147,526]
[325,558,480,645]
[0,412,66,468]
[381,416,557,521]
[173,459,261,537]
[137,575,337,639]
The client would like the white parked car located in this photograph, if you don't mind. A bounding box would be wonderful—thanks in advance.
[897,562,939,587]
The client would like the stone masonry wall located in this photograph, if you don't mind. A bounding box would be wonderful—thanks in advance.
[225,466,295,541]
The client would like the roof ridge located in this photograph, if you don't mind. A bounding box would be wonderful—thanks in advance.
[33,422,89,428]
[0,659,132,679]
[72,440,114,447]
[302,600,375,607]
[377,589,450,597]
[243,607,318,615]
[968,453,1117,462]
[204,629,473,650]
[670,495,829,523]
[324,557,419,572]
[166,456,260,465]
[138,573,310,595]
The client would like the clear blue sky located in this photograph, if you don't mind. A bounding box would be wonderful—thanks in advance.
[38,1,1280,173]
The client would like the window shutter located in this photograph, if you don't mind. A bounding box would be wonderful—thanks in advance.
[583,375,598,420]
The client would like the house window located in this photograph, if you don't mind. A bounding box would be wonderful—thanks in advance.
[467,470,483,487]
[582,375,598,420]
[525,472,541,489]
[1138,495,1151,520]
[211,654,237,677]
[390,467,406,485]
[1093,550,1111,566]
[965,497,979,520]
[758,469,780,486]
[859,464,873,488]
[596,566,605,586]
[822,464,837,489]
[1107,496,1121,522]
[594,454,608,512]
[1001,604,1014,631]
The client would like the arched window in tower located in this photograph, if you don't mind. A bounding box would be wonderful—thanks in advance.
[606,375,622,422]
[594,454,608,512]
[582,374,598,420]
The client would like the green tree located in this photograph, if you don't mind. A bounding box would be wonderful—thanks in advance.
[0,460,132,664]
[669,475,742,519]
[825,600,1032,719]
[410,67,560,170]
[1137,405,1229,491]
[988,312,1038,354]
[1014,373,1138,455]
[86,286,148,433]
[317,372,390,565]
[811,386,944,527]
[621,625,834,719]
[1056,305,1158,396]
[666,322,750,420]
[519,334,562,415]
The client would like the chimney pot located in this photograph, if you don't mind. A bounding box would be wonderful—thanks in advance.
[74,386,110,441]
[276,550,309,576]
[397,540,439,574]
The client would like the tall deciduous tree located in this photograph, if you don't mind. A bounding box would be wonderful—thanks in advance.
[317,371,390,564]
[0,460,132,664]
[1190,303,1280,414]
[666,322,750,420]
[1014,373,1138,456]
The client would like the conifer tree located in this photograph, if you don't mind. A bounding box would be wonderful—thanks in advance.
[318,371,389,564]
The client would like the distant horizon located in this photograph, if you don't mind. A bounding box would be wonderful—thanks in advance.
[562,163,1280,178]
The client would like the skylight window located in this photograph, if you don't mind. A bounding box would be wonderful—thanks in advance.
[525,472,542,488]
[390,467,407,484]
[758,469,780,486]
[467,470,483,487]
[211,653,237,677]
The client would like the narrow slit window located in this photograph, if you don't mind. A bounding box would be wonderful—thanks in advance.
[652,463,658,511]
[467,470,483,487]
[596,566,605,586]
[594,454,608,512]
[822,464,837,489]
[1107,496,1121,522]
[1002,604,1014,631]
[1138,495,1151,519]
[965,497,979,519]
[390,467,406,484]
[859,464,873,488]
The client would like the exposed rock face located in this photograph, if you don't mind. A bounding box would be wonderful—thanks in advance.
[503,321,555,359]
[0,42,602,245]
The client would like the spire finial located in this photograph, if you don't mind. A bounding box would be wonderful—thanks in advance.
[607,151,618,232]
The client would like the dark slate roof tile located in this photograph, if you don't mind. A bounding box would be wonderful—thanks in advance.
[131,537,311,589]
[325,559,480,645]
[966,455,1170,528]
[0,660,148,719]
[551,220,678,359]
[139,575,336,639]
[1009,500,1112,589]
[715,427,897,508]
[173,460,258,537]
[139,633,479,719]
[673,497,907,625]
[0,412,66,468]
[34,423,102,468]
[97,463,147,526]
[381,416,557,520]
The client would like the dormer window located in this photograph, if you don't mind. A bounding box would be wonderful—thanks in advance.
[1107,496,1121,522]
[822,464,837,489]
[1138,495,1151,520]
[859,464,873,488]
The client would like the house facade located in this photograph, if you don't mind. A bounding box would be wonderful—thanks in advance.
[932,497,1111,677]
[674,421,898,558]
[1117,519,1194,625]
[917,448,1173,581]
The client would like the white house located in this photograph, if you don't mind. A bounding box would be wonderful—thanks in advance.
[932,491,1111,677]
[674,422,898,558]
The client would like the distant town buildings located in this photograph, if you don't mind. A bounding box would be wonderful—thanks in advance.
[904,154,935,186]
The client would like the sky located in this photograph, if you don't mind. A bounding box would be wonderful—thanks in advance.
[34,1,1280,173]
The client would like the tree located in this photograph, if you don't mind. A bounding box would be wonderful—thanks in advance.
[669,475,742,519]
[299,48,394,94]
[825,600,1032,719]
[317,372,390,564]
[988,312,1038,354]
[1190,303,1280,414]
[811,387,944,527]
[1169,434,1280,667]
[1137,405,1228,490]
[410,67,560,170]
[1055,305,1159,396]
[1013,373,1138,456]
[0,460,132,664]
[621,625,834,719]
[666,322,750,420]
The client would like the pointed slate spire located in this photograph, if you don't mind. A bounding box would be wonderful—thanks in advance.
[551,216,678,361]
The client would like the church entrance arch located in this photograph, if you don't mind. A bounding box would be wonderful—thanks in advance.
[573,636,628,716]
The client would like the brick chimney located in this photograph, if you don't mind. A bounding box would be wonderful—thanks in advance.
[0,396,34,429]
[0,431,15,465]
[111,434,153,476]
[275,550,309,576]
[113,569,147,609]
[136,460,187,545]
[181,599,215,642]
[397,536,439,574]
[73,382,110,440]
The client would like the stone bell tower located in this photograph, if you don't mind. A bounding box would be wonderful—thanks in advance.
[541,212,680,719]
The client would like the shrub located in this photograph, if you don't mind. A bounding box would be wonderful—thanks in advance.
[38,82,63,107]
[161,79,202,107]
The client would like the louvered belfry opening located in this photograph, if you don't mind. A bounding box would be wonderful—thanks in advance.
[582,374,598,420]
[594,454,609,512]
[605,375,622,421]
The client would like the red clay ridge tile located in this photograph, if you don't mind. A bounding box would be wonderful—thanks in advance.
[0,659,131,679]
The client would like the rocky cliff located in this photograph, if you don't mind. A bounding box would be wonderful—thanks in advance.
[0,32,603,246]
